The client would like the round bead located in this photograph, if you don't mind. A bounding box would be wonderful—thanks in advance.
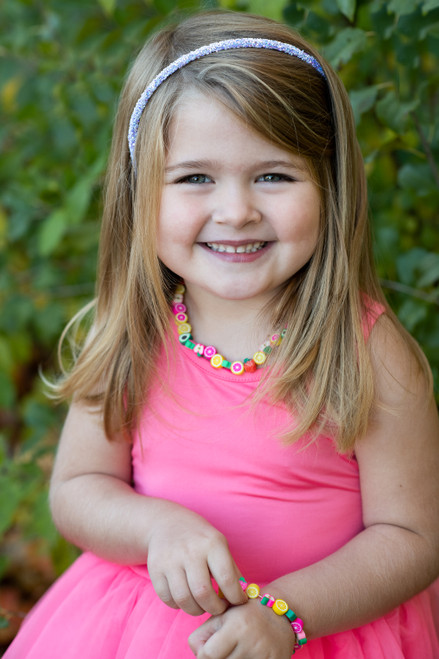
[174,303,186,313]
[173,293,184,303]
[270,333,280,344]
[245,583,260,599]
[272,599,289,615]
[231,361,244,375]
[281,329,287,338]
[244,359,257,373]
[177,323,191,334]
[175,284,185,294]
[253,351,267,365]
[292,618,303,633]
[175,312,188,323]
[193,343,205,356]
[210,354,223,368]
[203,345,216,359]
[178,333,192,343]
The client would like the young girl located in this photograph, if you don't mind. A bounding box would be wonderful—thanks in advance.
[6,10,439,659]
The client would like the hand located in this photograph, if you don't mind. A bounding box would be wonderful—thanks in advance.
[188,599,296,658]
[146,502,247,616]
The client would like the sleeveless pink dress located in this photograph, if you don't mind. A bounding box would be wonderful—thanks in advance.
[5,305,439,658]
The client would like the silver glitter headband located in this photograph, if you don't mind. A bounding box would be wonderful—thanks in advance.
[127,37,326,172]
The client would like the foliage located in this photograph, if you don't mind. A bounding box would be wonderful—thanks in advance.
[0,0,438,640]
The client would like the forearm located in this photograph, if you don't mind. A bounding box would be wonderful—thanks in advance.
[50,473,184,564]
[267,523,439,640]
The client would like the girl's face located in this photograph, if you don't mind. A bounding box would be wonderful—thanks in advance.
[158,92,321,306]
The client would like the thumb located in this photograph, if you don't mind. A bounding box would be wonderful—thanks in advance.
[188,615,224,655]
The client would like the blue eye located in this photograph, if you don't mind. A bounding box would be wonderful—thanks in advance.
[258,173,292,183]
[178,174,211,184]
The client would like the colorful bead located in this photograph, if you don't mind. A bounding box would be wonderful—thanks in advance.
[211,354,223,368]
[245,583,260,599]
[292,618,304,633]
[253,351,267,365]
[179,333,191,343]
[193,343,205,356]
[285,609,297,622]
[175,312,188,323]
[203,345,216,359]
[272,599,289,615]
[175,284,185,294]
[270,333,280,344]
[174,303,186,313]
[295,630,307,647]
[231,361,244,375]
[261,594,275,607]
[177,322,191,334]
[244,359,257,373]
[239,577,248,591]
[173,293,184,303]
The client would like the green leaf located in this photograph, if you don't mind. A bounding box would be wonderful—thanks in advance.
[323,28,368,68]
[417,253,439,287]
[388,0,421,16]
[97,0,117,16]
[349,85,380,125]
[336,0,356,21]
[422,0,439,11]
[375,90,419,133]
[38,208,68,256]
[245,0,286,20]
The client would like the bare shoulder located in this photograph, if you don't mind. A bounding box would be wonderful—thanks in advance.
[355,313,439,542]
[51,401,132,488]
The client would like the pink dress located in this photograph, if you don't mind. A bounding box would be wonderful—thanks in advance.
[5,307,439,658]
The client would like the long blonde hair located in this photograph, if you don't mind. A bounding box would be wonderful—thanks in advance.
[53,10,428,451]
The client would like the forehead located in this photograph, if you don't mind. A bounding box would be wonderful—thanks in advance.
[166,91,308,171]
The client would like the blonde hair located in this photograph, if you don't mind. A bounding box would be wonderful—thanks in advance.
[53,10,428,450]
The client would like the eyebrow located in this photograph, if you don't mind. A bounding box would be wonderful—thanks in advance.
[164,158,308,173]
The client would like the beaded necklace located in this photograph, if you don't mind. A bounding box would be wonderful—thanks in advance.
[172,284,286,376]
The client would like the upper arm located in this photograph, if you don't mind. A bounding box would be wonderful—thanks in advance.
[355,314,439,551]
[50,401,133,492]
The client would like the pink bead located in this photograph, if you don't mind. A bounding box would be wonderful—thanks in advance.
[265,595,275,608]
[292,618,303,633]
[239,578,248,591]
[175,312,188,323]
[203,345,216,359]
[174,303,186,313]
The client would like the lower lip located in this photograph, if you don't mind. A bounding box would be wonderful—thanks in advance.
[200,242,272,263]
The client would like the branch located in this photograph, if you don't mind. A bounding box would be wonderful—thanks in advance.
[411,112,439,189]
[380,279,439,305]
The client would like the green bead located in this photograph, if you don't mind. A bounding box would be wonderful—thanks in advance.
[243,358,250,363]
[260,596,270,605]
[285,609,297,622]
[185,340,195,349]
[263,345,272,354]
[222,360,232,369]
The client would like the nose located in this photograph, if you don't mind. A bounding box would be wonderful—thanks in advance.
[211,184,262,228]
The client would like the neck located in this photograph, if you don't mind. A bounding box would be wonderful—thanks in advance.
[182,283,275,361]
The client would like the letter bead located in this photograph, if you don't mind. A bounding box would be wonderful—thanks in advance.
[193,343,205,356]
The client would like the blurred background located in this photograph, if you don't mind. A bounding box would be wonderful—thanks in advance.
[0,0,438,651]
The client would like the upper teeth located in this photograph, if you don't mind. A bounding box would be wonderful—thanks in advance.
[206,242,266,253]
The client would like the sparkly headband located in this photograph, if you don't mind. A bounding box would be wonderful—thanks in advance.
[127,37,326,172]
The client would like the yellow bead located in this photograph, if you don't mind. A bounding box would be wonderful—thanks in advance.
[175,284,185,294]
[177,323,192,335]
[253,351,267,365]
[245,583,260,599]
[210,354,223,368]
[272,599,289,615]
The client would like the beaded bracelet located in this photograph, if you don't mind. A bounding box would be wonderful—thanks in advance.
[238,578,307,653]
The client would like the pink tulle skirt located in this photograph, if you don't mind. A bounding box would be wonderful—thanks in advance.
[5,552,439,658]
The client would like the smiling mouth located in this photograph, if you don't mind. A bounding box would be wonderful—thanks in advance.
[206,241,267,254]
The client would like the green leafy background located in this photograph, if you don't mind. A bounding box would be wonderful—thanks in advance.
[0,0,438,646]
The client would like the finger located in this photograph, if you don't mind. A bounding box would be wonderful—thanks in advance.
[188,615,223,655]
[186,563,228,616]
[149,572,179,610]
[167,569,206,616]
[195,619,238,659]
[208,549,247,606]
